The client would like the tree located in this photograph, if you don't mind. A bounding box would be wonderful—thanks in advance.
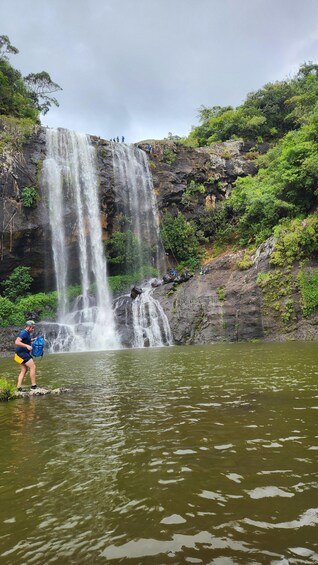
[0,35,19,60]
[0,34,61,119]
[24,71,62,115]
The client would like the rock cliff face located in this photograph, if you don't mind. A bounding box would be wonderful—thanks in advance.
[137,139,260,219]
[0,125,51,291]
[0,126,317,347]
[152,243,318,344]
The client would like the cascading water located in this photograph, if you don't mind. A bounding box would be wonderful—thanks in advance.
[112,143,164,274]
[112,144,172,347]
[43,128,119,351]
[131,283,172,347]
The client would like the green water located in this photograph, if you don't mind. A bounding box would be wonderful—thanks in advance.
[0,343,317,564]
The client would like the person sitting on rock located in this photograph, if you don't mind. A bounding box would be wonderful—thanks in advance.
[15,320,38,391]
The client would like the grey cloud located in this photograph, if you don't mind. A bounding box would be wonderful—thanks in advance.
[1,0,318,142]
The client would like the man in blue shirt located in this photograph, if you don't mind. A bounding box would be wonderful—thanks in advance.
[15,320,37,391]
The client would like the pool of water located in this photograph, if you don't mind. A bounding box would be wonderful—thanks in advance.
[0,342,317,564]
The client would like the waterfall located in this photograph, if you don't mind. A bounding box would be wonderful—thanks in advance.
[112,144,172,347]
[112,144,165,275]
[131,283,172,347]
[43,128,119,352]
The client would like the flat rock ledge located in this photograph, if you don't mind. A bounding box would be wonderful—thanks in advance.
[14,387,71,399]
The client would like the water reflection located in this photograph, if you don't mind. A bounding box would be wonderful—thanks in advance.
[0,342,317,564]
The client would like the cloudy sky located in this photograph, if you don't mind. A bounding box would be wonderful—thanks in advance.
[1,0,318,142]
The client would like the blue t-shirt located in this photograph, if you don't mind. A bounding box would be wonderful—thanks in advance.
[15,329,31,354]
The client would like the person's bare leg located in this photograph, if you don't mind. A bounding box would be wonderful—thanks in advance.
[17,364,27,388]
[25,359,36,386]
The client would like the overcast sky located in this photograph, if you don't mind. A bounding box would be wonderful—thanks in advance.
[1,0,318,143]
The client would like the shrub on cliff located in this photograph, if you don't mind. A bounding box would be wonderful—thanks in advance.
[1,266,33,301]
[160,212,202,268]
[297,268,318,318]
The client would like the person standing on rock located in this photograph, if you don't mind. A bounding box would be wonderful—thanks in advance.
[15,320,38,391]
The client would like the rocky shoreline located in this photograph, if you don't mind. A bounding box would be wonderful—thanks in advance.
[0,385,71,402]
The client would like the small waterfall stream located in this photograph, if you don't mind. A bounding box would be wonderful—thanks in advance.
[131,282,172,347]
[43,128,119,351]
[112,144,172,347]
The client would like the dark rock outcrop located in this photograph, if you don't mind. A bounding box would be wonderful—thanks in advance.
[153,245,318,344]
[138,139,261,221]
[130,286,142,299]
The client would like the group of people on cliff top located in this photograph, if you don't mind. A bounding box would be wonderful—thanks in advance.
[110,136,125,143]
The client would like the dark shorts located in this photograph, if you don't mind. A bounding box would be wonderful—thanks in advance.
[16,351,33,364]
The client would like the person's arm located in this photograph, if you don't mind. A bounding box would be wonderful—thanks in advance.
[15,337,32,351]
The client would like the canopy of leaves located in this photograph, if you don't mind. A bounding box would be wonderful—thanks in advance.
[185,63,318,147]
[228,105,318,244]
[0,35,61,122]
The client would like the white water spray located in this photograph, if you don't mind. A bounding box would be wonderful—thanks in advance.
[43,128,119,351]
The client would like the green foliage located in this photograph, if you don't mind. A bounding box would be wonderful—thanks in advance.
[0,289,58,327]
[160,212,202,268]
[0,34,61,122]
[282,298,295,324]
[178,63,318,248]
[21,186,39,208]
[256,272,270,286]
[196,204,234,244]
[0,35,19,59]
[17,292,58,321]
[270,214,318,266]
[216,287,225,301]
[0,115,35,152]
[0,296,24,326]
[67,285,82,301]
[1,266,33,301]
[105,230,152,274]
[0,56,39,121]
[236,253,253,270]
[185,63,318,147]
[0,378,16,401]
[162,148,177,164]
[107,267,158,293]
[297,268,318,317]
[181,180,205,208]
[256,269,295,326]
[24,71,62,115]
[228,109,318,245]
